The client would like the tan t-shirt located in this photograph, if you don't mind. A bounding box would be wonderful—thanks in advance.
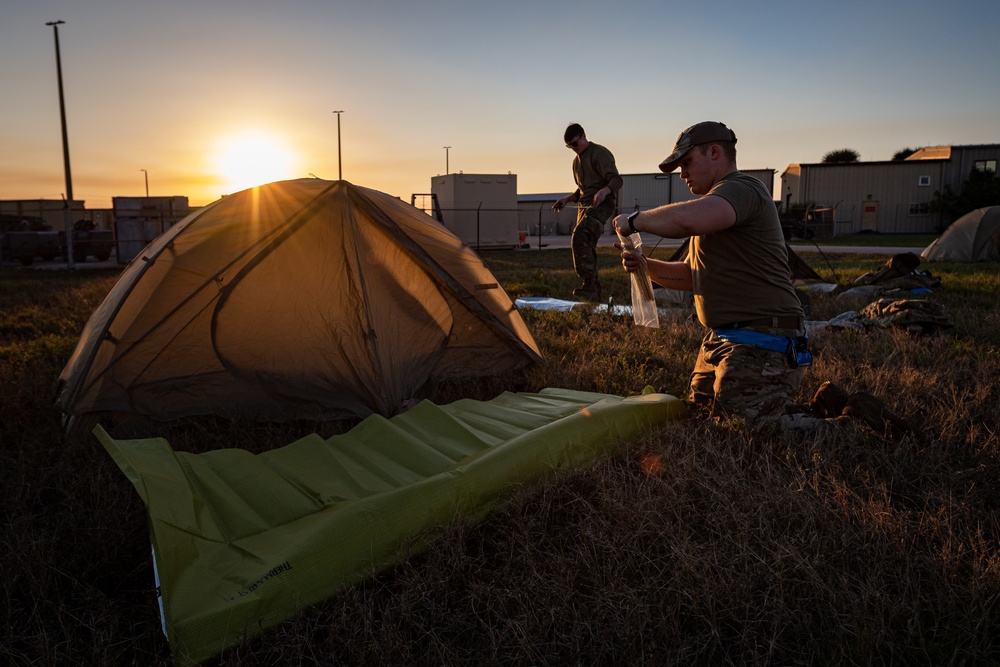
[688,171,803,329]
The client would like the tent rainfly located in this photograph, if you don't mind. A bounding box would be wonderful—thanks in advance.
[56,179,544,429]
[921,206,1000,262]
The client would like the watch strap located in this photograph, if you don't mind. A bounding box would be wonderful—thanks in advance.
[627,211,639,234]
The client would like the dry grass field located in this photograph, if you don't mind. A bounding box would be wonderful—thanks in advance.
[2,243,998,665]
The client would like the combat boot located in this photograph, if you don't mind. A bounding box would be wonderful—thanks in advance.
[573,282,602,302]
[808,381,849,418]
[841,392,921,441]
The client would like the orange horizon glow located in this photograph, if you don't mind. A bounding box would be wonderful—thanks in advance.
[212,131,299,198]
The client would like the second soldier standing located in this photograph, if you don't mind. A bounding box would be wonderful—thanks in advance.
[553,123,622,302]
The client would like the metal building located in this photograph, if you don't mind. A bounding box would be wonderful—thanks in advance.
[113,196,191,263]
[781,144,1000,235]
[430,173,519,249]
[0,198,99,229]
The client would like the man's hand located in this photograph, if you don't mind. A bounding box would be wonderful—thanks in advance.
[613,242,646,274]
[613,213,632,237]
[553,196,569,212]
[592,187,608,208]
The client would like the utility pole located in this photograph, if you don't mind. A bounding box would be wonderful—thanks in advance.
[47,19,74,268]
[332,110,343,180]
[444,146,451,174]
[141,169,149,196]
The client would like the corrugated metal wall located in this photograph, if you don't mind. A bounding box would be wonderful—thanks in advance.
[431,173,520,247]
[792,161,946,233]
[780,145,1000,234]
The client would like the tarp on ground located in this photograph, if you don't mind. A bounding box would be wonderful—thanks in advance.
[98,387,687,665]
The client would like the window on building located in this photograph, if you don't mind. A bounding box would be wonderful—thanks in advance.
[918,175,931,186]
[974,159,997,173]
[908,202,930,216]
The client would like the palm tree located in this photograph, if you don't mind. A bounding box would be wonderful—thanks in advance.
[821,149,860,163]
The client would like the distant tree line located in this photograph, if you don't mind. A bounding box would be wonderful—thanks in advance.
[822,147,920,163]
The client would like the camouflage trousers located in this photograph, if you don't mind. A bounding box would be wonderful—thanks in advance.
[688,328,805,422]
[571,206,611,286]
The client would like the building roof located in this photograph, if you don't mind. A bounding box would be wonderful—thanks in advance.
[784,144,998,172]
[906,146,952,160]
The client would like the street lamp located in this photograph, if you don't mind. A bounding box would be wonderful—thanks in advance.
[46,19,74,268]
[332,110,343,180]
[140,169,149,197]
[444,146,451,174]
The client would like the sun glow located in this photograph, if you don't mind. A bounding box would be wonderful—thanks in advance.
[215,132,297,194]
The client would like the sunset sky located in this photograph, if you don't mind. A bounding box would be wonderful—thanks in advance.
[3,0,998,210]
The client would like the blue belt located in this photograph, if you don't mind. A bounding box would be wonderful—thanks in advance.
[714,328,813,368]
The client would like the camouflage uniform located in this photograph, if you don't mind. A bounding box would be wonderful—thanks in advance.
[689,326,804,421]
[569,142,622,296]
[572,202,615,291]
[682,172,807,426]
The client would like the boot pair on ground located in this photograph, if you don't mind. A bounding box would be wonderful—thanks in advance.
[808,380,923,442]
[573,282,601,302]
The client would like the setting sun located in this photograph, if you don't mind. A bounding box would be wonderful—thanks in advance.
[215,132,297,194]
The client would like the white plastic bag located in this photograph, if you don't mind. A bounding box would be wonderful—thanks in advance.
[616,229,659,328]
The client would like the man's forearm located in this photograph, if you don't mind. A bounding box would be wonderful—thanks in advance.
[633,201,701,239]
[646,259,693,291]
[632,196,736,238]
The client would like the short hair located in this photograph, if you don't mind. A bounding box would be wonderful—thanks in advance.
[564,123,585,143]
[697,140,737,163]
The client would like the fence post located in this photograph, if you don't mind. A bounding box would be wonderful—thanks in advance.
[537,204,544,250]
[476,202,482,252]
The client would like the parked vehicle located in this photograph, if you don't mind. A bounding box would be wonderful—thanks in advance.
[61,220,113,262]
[1,216,114,265]
[0,215,60,265]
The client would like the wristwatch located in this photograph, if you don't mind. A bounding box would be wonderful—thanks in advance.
[627,210,640,234]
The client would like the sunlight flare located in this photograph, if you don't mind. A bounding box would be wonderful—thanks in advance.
[215,131,297,194]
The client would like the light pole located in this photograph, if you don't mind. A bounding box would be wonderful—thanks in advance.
[140,169,149,196]
[444,146,451,174]
[332,110,343,180]
[46,19,74,268]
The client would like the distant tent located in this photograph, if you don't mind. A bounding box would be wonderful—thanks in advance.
[56,179,544,429]
[921,206,1000,262]
[784,244,827,283]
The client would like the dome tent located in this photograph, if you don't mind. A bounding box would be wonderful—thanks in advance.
[921,206,1000,262]
[56,179,543,430]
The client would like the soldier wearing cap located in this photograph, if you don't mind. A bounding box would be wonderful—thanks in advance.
[612,121,921,439]
[554,123,622,302]
[613,121,807,424]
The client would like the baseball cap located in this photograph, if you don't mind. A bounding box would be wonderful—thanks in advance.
[658,121,737,173]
